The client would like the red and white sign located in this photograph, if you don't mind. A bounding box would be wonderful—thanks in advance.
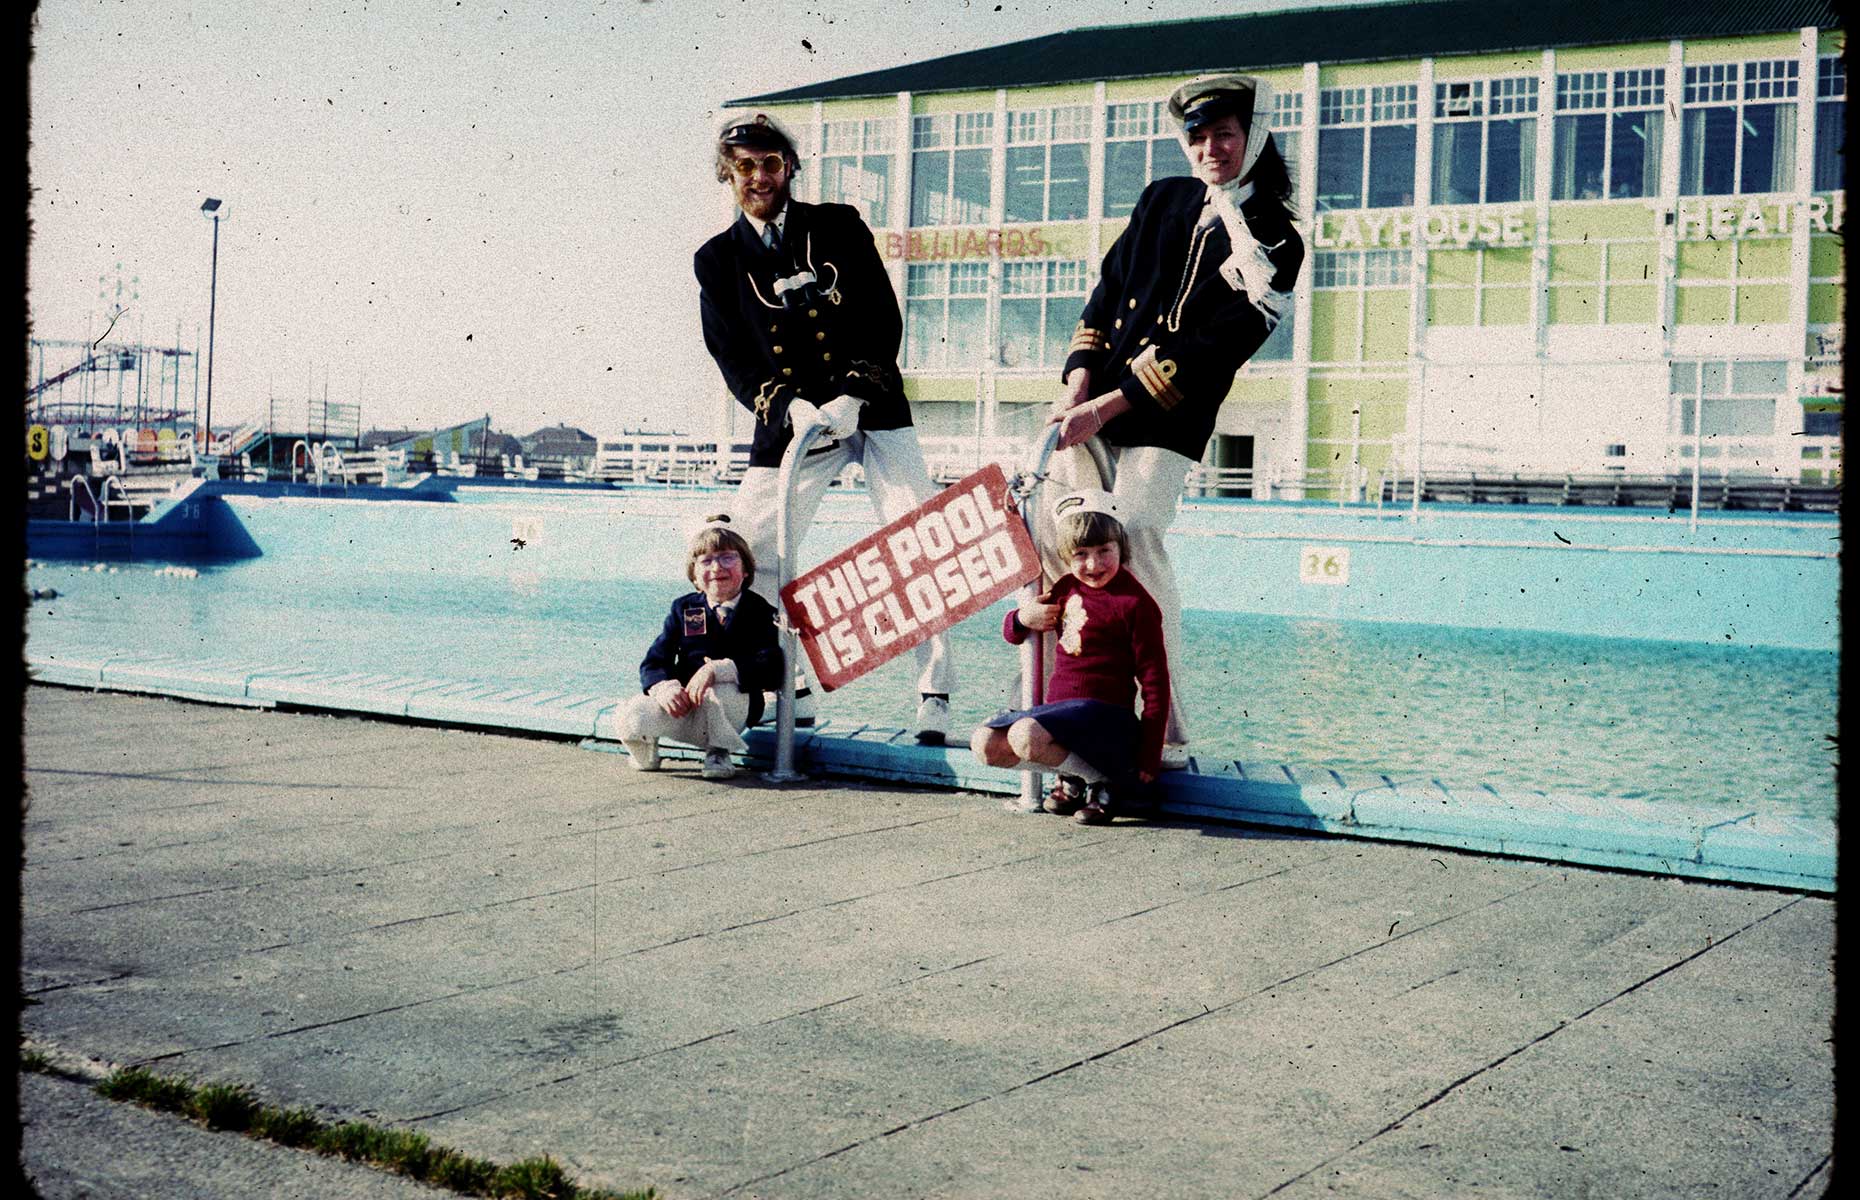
[781,463,1040,692]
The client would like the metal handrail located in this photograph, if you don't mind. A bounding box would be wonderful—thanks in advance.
[1003,427,1115,813]
[765,420,830,783]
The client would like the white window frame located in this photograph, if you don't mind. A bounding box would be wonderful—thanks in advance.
[1101,99,1191,217]
[1680,59,1800,196]
[816,117,896,227]
[1432,76,1539,205]
[904,260,990,369]
[1552,67,1665,200]
[1317,82,1419,211]
[995,258,1090,370]
[910,111,995,227]
[1003,104,1092,223]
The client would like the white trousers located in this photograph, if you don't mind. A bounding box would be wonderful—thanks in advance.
[1037,441,1193,744]
[733,427,956,697]
[611,682,752,753]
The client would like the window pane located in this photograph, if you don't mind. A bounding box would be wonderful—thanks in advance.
[1153,135,1190,180]
[1669,361,1698,392]
[1043,302,1074,370]
[1432,122,1482,204]
[910,149,949,225]
[1317,125,1365,210]
[1732,360,1787,393]
[1004,145,1046,223]
[1703,397,1774,436]
[905,300,943,368]
[1367,124,1416,207]
[952,148,990,224]
[1048,142,1089,220]
[1553,112,1606,198]
[1681,107,1737,195]
[1103,140,1147,217]
[1739,103,1795,193]
[946,298,986,366]
[819,155,855,206]
[1814,99,1845,190]
[861,155,891,226]
[998,299,1042,368]
[1275,130,1301,202]
[1608,110,1661,198]
[1485,117,1533,202]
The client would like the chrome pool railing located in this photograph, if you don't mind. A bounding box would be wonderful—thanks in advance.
[1003,427,1116,814]
[766,419,830,783]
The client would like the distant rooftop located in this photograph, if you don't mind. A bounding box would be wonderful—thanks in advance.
[730,0,1841,104]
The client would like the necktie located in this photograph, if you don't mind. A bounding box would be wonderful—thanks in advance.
[715,602,734,629]
[763,222,782,254]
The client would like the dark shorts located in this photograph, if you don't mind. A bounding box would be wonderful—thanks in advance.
[982,698,1140,780]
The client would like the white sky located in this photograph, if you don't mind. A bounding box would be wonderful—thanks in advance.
[27,0,1347,440]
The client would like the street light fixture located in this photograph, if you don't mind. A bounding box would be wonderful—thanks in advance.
[200,198,226,467]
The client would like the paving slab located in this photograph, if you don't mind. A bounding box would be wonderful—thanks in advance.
[20,686,1835,1200]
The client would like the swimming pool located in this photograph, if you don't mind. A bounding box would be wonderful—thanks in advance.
[25,487,1838,823]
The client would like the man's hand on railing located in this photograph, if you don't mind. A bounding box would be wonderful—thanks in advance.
[819,395,864,438]
[786,398,826,432]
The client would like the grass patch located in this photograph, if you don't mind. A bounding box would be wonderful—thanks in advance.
[88,1065,654,1198]
[20,1050,55,1074]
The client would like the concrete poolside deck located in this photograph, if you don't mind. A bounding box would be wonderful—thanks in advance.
[20,685,1835,1198]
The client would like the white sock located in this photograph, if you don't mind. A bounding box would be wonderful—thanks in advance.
[1055,752,1105,783]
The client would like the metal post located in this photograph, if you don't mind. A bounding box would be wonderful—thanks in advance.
[204,214,220,448]
[765,420,827,783]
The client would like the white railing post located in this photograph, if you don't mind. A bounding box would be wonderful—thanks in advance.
[766,420,829,783]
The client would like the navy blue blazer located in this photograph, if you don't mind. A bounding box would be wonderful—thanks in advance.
[1063,176,1304,463]
[639,588,784,726]
[694,200,913,468]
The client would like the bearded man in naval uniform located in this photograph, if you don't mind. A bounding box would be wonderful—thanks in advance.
[694,111,954,743]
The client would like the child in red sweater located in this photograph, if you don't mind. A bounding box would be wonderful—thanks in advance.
[969,488,1171,824]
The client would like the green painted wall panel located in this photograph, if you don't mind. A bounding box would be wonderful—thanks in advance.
[1554,43,1667,71]
[1737,238,1793,279]
[995,378,1052,404]
[1227,374,1289,405]
[1810,235,1843,278]
[1321,61,1418,87]
[904,376,982,402]
[1434,51,1542,79]
[1607,242,1657,281]
[913,91,995,115]
[821,98,898,121]
[1308,294,1360,362]
[1675,286,1732,325]
[1428,250,1479,285]
[1736,284,1790,323]
[1362,291,1411,360]
[1006,83,1091,107]
[1683,34,1798,64]
[1482,248,1532,284]
[1358,401,1409,440]
[1677,240,1734,279]
[1549,244,1601,281]
[1481,288,1531,325]
[1548,203,1657,240]
[1808,282,1844,325]
[1606,285,1656,324]
[1103,78,1173,102]
[1305,401,1350,440]
[1427,288,1476,325]
[1548,286,1602,324]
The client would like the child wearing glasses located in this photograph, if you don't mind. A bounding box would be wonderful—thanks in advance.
[612,515,783,780]
[969,490,1170,824]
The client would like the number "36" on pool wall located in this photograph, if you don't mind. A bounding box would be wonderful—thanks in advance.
[1298,546,1351,586]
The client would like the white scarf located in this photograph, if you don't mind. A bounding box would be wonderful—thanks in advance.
[1180,80,1290,327]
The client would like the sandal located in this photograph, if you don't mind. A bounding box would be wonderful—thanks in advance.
[1042,774,1087,815]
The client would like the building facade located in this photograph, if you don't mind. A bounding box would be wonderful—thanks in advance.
[731,0,1844,495]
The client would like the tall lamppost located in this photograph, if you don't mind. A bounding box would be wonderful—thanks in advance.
[200,198,226,461]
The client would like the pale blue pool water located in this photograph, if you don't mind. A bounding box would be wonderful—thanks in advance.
[25,492,1838,820]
